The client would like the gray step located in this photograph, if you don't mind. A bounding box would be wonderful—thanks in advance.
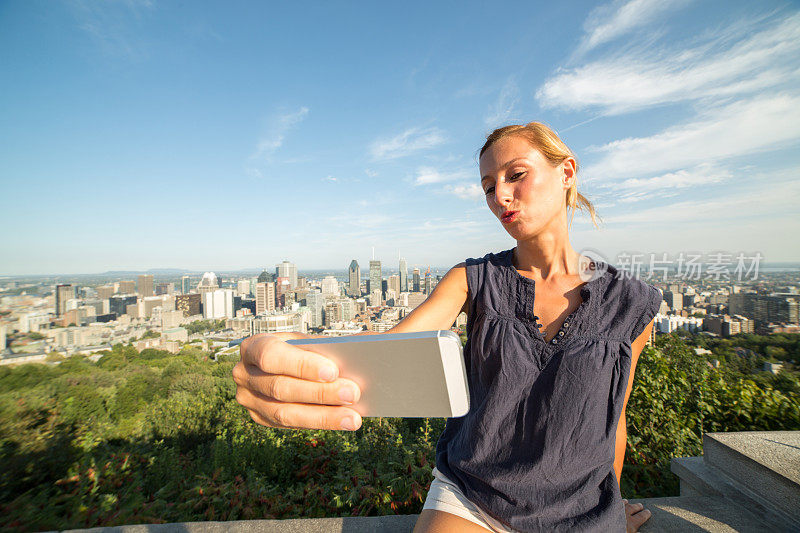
[672,456,796,531]
[62,495,784,533]
[703,431,800,523]
[65,515,419,533]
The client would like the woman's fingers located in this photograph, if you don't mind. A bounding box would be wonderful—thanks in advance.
[236,386,363,431]
[240,334,339,382]
[243,367,361,405]
[624,500,651,533]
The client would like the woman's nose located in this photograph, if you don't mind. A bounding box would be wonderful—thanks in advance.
[494,182,512,206]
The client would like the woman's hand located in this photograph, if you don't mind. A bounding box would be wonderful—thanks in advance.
[232,332,363,431]
[624,499,651,532]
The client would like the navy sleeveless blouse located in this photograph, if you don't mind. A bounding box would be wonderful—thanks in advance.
[435,248,663,532]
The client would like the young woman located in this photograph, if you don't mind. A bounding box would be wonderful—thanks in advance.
[232,122,660,532]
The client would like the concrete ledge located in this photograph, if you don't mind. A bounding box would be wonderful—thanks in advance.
[704,431,800,521]
[65,515,419,533]
[63,496,770,533]
[629,495,773,532]
[671,457,794,531]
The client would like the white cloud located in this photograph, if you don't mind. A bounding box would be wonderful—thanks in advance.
[246,107,309,178]
[484,78,519,127]
[539,12,800,114]
[251,107,309,161]
[69,0,156,60]
[600,176,800,225]
[576,0,692,56]
[413,167,473,186]
[444,183,485,200]
[324,175,337,182]
[583,93,800,181]
[369,127,447,160]
[592,164,732,203]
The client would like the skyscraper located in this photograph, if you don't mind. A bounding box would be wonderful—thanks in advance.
[175,293,201,317]
[198,272,219,294]
[305,291,325,328]
[118,280,136,294]
[413,268,421,292]
[399,257,408,292]
[275,277,291,308]
[348,260,360,297]
[255,282,276,315]
[388,275,400,297]
[257,269,274,283]
[97,285,115,299]
[137,274,154,297]
[55,284,75,317]
[424,268,432,295]
[321,276,339,297]
[369,260,382,298]
[276,261,298,289]
[202,289,235,319]
[181,276,192,294]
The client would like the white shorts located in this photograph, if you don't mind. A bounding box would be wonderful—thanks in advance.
[422,467,517,532]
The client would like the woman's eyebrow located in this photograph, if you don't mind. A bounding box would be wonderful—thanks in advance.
[481,157,526,182]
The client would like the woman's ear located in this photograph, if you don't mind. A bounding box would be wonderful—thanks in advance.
[561,157,577,189]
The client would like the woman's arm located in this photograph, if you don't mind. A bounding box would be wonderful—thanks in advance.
[387,262,469,334]
[614,318,655,484]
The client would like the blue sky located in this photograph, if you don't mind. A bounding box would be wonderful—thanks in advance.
[1,0,799,275]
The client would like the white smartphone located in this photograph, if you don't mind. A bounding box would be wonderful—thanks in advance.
[286,330,470,418]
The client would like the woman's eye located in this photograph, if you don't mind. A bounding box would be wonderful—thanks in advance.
[509,171,525,180]
[484,186,495,195]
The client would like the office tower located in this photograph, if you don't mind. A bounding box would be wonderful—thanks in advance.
[118,280,136,294]
[257,269,274,283]
[237,279,251,297]
[137,274,154,297]
[0,325,6,351]
[55,284,75,317]
[198,272,219,294]
[388,275,400,298]
[181,276,192,294]
[305,291,325,328]
[399,257,408,292]
[665,291,684,311]
[255,282,276,315]
[175,293,202,317]
[369,289,383,307]
[276,261,298,289]
[321,276,339,297]
[408,292,426,309]
[424,268,432,295]
[275,277,291,308]
[324,301,340,327]
[155,282,174,295]
[97,285,115,299]
[413,268,421,292]
[109,294,138,317]
[348,260,360,297]
[369,260,382,298]
[339,298,355,321]
[202,289,235,319]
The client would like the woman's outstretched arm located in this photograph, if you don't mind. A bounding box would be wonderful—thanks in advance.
[388,262,468,334]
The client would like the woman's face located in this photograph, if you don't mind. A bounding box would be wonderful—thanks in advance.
[479,135,575,241]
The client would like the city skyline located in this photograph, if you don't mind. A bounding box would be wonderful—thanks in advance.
[2,1,800,275]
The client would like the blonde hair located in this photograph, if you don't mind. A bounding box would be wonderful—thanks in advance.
[480,122,602,229]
